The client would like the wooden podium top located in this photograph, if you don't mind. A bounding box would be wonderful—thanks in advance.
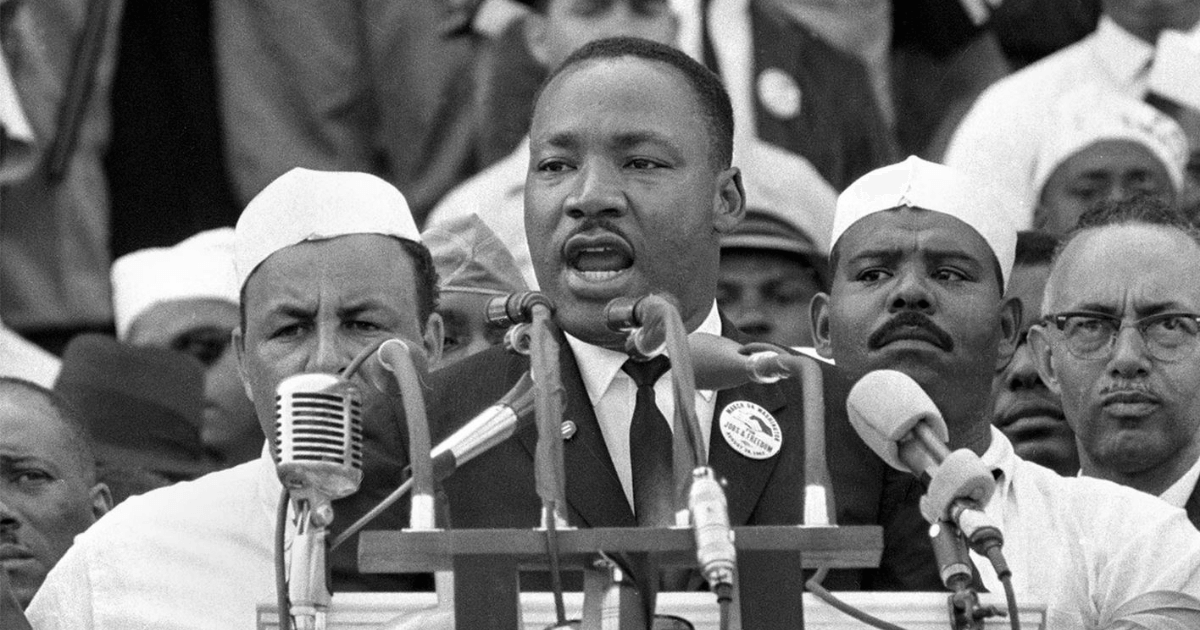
[358,525,882,573]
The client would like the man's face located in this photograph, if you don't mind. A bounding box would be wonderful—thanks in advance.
[234,234,441,442]
[128,299,260,466]
[813,208,1011,407]
[525,57,743,349]
[1031,225,1200,477]
[528,0,677,69]
[437,292,509,367]
[0,390,107,608]
[1036,140,1175,235]
[991,263,1078,475]
[718,249,823,347]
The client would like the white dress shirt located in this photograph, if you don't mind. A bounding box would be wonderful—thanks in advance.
[1160,454,1200,510]
[945,16,1200,227]
[28,451,288,629]
[564,303,721,510]
[970,427,1200,628]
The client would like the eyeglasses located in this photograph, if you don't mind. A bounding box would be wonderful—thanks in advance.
[1042,311,1200,362]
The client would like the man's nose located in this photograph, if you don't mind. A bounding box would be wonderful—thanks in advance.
[306,325,352,374]
[564,162,627,219]
[1005,342,1045,391]
[1108,325,1152,378]
[0,496,20,535]
[887,269,934,313]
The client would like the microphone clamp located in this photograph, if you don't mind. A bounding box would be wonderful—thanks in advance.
[486,291,554,328]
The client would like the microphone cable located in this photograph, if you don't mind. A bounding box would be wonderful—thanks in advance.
[805,566,910,630]
[275,488,292,630]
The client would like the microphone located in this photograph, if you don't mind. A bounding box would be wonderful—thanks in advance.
[604,295,670,358]
[274,372,364,630]
[430,372,537,482]
[846,370,1000,545]
[275,373,364,509]
[689,333,793,390]
[486,291,554,328]
[688,467,736,593]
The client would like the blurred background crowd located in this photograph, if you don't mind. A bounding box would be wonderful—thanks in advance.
[2,0,1200,612]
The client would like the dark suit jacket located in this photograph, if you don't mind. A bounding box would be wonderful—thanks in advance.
[426,322,940,591]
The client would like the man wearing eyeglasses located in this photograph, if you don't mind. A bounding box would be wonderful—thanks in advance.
[1031,195,1200,527]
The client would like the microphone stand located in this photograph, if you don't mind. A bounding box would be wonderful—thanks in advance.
[376,340,436,531]
[490,292,573,629]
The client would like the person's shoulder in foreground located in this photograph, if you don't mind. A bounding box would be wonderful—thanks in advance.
[26,458,275,629]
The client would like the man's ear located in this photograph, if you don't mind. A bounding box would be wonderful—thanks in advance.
[713,167,746,234]
[523,13,553,68]
[995,295,1022,370]
[810,292,834,359]
[89,482,112,521]
[232,326,254,402]
[1027,325,1062,395]
[423,312,445,369]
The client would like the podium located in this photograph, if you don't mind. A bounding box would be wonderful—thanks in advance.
[350,524,879,630]
[256,591,1048,629]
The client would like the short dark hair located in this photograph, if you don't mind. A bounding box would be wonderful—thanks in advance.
[238,236,440,333]
[1014,230,1058,268]
[0,377,97,483]
[536,36,734,169]
[1055,193,1200,261]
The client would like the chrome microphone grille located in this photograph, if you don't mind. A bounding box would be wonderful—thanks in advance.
[274,373,364,501]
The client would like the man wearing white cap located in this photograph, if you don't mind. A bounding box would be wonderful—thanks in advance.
[28,168,443,628]
[812,155,1200,627]
[111,228,261,467]
[1032,87,1189,235]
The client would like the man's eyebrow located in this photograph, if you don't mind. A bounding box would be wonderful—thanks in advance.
[924,249,985,267]
[845,247,900,263]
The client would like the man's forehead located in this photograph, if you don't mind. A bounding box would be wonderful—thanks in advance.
[0,392,70,453]
[533,56,695,126]
[242,236,415,312]
[1049,224,1200,310]
[837,207,994,261]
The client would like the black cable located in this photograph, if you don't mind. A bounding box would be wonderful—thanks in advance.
[543,507,568,626]
[805,567,911,630]
[715,583,734,630]
[275,488,291,630]
[985,546,1020,630]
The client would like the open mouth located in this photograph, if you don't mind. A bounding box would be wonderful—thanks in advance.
[564,233,634,281]
[877,326,948,350]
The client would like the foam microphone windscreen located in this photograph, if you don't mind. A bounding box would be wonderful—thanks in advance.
[846,370,949,471]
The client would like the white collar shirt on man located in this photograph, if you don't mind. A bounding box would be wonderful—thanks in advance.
[565,302,721,510]
[1160,453,1200,509]
[968,427,1200,627]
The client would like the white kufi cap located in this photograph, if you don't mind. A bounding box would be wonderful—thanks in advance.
[831,156,1016,289]
[111,228,239,340]
[234,168,421,289]
[1031,85,1188,200]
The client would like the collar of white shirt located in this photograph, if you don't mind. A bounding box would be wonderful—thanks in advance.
[566,301,721,408]
[1092,15,1157,86]
[564,301,722,508]
[1159,452,1200,509]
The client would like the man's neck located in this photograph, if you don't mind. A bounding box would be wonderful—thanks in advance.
[1084,444,1200,496]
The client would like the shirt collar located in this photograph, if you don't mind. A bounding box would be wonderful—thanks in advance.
[1092,15,1156,85]
[1160,453,1200,508]
[980,426,1018,485]
[566,301,722,406]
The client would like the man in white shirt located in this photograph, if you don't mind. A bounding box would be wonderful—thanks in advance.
[811,156,1200,627]
[26,168,444,628]
[1030,195,1200,527]
[944,0,1200,227]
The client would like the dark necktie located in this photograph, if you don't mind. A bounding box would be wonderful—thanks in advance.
[623,356,674,527]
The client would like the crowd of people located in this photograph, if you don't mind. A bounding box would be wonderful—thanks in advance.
[4,0,1200,628]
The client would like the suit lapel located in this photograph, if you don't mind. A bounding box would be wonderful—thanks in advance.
[515,337,636,527]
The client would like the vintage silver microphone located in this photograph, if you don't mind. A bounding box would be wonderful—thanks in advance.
[274,373,364,630]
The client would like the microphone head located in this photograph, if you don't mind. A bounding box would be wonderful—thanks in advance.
[275,373,364,503]
[846,370,949,471]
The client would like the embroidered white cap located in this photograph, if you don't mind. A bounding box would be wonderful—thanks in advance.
[111,228,239,340]
[234,168,421,289]
[1031,85,1188,200]
[831,155,1016,289]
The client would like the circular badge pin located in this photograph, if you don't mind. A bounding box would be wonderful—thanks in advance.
[561,421,577,440]
[719,401,782,460]
[757,68,802,121]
